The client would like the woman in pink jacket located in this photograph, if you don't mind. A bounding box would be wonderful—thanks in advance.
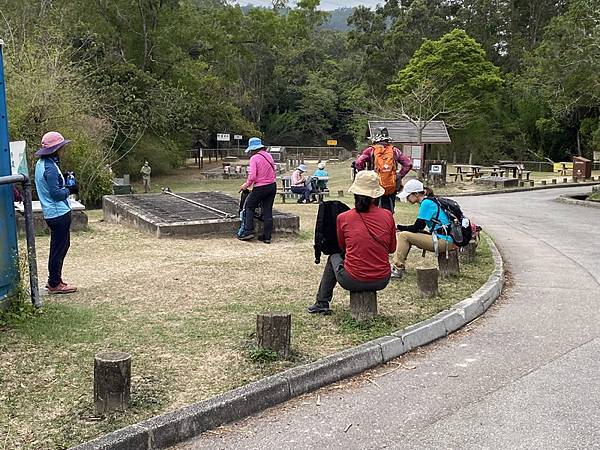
[238,137,277,243]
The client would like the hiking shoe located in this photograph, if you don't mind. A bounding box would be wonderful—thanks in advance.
[307,302,332,315]
[238,231,255,241]
[257,235,271,244]
[47,282,77,294]
[390,264,405,280]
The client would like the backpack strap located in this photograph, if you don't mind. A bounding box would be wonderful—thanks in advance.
[256,151,275,170]
[357,212,389,252]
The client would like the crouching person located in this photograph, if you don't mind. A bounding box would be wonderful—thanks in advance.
[308,171,397,314]
[391,180,456,279]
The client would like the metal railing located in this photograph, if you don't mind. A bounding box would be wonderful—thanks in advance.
[0,174,41,308]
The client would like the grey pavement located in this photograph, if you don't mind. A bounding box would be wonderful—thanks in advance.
[177,186,600,450]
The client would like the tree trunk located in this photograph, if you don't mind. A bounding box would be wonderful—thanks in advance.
[460,241,477,263]
[256,313,291,357]
[438,249,460,277]
[94,352,131,415]
[349,291,377,322]
[416,267,439,298]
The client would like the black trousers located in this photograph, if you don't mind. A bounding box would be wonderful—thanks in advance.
[45,211,72,288]
[243,182,276,239]
[316,254,390,304]
[378,193,396,213]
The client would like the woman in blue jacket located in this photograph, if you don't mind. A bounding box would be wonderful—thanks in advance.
[34,132,79,294]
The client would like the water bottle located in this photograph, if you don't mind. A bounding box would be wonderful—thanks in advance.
[66,172,76,200]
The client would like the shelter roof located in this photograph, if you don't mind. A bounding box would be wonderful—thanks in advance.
[367,120,451,144]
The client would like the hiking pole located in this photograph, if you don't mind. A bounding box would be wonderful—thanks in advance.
[161,188,235,219]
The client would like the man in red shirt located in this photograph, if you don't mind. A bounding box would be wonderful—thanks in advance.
[308,171,397,314]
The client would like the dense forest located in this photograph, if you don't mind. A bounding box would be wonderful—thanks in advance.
[0,0,598,204]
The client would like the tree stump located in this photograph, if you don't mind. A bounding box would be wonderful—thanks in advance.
[349,291,377,322]
[460,241,478,263]
[416,268,439,298]
[563,178,568,183]
[541,180,547,185]
[94,351,131,415]
[529,180,535,187]
[337,189,344,197]
[438,249,460,277]
[552,179,557,184]
[256,313,291,357]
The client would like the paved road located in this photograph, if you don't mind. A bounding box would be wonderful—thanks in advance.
[178,186,600,450]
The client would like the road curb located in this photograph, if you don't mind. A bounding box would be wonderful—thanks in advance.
[70,237,504,450]
[449,180,599,197]
[554,194,600,209]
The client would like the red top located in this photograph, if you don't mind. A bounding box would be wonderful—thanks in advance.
[336,205,397,281]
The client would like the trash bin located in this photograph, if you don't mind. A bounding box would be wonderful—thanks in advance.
[572,156,592,180]
[425,160,447,186]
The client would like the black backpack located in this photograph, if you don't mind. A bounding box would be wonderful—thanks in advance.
[429,196,473,247]
[314,200,350,263]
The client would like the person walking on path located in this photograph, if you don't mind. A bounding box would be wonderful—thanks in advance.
[392,179,456,279]
[308,171,397,314]
[354,127,413,213]
[140,161,151,193]
[34,131,79,294]
[238,137,277,243]
[291,164,314,203]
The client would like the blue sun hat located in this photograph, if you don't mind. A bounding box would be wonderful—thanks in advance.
[245,137,265,153]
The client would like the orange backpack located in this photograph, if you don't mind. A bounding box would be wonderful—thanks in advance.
[372,144,397,195]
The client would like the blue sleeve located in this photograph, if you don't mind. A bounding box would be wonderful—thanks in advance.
[417,199,438,222]
[44,161,69,201]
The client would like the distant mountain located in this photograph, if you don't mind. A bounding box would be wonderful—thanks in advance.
[238,5,355,31]
[322,7,354,31]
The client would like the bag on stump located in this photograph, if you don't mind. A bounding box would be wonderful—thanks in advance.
[314,200,350,264]
[430,196,481,247]
[237,189,263,238]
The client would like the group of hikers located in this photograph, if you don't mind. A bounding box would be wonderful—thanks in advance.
[33,128,473,311]
[236,128,475,315]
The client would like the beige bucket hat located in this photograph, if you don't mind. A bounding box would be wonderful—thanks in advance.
[348,170,385,198]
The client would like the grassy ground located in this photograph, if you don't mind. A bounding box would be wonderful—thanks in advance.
[0,163,498,449]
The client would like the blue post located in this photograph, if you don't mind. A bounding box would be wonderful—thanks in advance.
[0,40,19,305]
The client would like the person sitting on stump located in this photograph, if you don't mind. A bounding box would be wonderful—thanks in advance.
[308,170,397,315]
[392,179,456,279]
[291,164,314,203]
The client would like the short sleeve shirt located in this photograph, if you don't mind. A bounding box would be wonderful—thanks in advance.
[417,198,453,242]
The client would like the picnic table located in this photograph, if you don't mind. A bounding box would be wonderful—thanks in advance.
[449,164,483,181]
[498,163,531,180]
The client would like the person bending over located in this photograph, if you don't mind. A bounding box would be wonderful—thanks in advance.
[308,171,397,314]
[392,179,456,279]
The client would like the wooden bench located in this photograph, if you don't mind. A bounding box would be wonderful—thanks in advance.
[277,176,329,203]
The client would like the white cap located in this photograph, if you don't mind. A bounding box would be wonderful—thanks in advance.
[397,179,424,201]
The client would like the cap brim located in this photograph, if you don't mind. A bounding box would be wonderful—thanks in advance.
[348,185,385,198]
[397,190,411,201]
[245,145,264,153]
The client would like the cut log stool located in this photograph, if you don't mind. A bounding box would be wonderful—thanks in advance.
[337,189,344,197]
[94,351,131,415]
[460,241,478,263]
[256,313,291,357]
[350,291,378,321]
[416,267,439,298]
[438,249,460,277]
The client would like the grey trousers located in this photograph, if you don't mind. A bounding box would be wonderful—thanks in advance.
[316,254,390,304]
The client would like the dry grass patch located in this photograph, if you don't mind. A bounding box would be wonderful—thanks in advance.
[0,188,494,449]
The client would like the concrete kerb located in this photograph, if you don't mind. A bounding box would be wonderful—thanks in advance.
[450,180,600,197]
[554,194,600,209]
[70,238,504,450]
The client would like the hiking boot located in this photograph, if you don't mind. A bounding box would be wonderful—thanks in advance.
[390,264,405,280]
[257,235,271,244]
[307,302,332,315]
[238,231,255,241]
[47,282,77,294]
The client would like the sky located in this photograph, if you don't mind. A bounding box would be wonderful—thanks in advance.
[234,0,380,10]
